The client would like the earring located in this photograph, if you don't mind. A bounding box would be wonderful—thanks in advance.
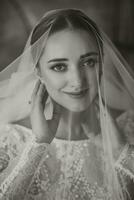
[34,66,41,80]
[34,64,46,84]
[37,74,45,84]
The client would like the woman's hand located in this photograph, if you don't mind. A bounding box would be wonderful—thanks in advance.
[30,80,61,144]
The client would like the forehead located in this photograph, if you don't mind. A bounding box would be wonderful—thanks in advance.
[41,29,98,60]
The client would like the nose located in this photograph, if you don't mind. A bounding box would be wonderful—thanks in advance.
[68,67,87,90]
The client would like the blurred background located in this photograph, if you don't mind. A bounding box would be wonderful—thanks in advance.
[0,0,134,71]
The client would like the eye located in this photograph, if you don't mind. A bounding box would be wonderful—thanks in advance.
[50,64,67,72]
[81,58,98,68]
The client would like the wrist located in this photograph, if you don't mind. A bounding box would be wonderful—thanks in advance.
[34,133,53,144]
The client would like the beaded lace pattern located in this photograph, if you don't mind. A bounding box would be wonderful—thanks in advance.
[0,111,134,199]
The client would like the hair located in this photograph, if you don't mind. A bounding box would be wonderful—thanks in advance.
[31,9,103,53]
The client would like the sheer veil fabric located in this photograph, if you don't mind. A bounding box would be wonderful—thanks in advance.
[0,9,134,200]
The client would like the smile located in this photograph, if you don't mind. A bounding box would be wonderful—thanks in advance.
[63,88,89,98]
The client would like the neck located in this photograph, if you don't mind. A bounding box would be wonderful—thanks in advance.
[55,104,99,140]
[56,108,84,140]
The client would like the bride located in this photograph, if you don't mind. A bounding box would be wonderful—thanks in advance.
[0,9,134,200]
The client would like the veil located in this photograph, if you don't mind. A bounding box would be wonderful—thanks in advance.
[0,8,134,200]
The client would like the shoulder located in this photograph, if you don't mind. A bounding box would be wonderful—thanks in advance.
[0,123,33,142]
[115,144,134,181]
[116,110,134,144]
[0,123,34,159]
[0,124,34,181]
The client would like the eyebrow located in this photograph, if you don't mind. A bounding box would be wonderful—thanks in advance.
[47,52,98,63]
[80,52,98,59]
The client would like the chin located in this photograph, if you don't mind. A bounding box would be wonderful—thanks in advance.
[49,95,92,112]
[63,103,90,112]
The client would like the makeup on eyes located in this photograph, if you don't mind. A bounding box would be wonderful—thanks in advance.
[47,52,99,72]
[80,56,99,68]
[48,57,98,72]
[50,63,67,72]
[47,52,98,63]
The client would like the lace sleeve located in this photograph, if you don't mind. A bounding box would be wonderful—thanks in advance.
[116,110,134,144]
[115,110,134,181]
[0,124,49,199]
[115,144,134,182]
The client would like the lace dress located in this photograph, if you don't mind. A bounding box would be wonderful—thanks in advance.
[0,111,134,200]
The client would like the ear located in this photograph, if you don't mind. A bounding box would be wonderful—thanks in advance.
[35,62,41,77]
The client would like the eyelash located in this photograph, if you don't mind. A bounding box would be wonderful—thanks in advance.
[50,58,98,72]
[80,58,98,68]
[50,63,67,72]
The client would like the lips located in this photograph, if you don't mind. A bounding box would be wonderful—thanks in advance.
[63,88,89,98]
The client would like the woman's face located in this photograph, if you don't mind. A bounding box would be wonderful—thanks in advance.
[39,29,99,112]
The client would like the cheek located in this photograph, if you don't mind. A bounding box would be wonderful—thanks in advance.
[41,70,66,92]
[91,73,98,90]
[87,69,98,98]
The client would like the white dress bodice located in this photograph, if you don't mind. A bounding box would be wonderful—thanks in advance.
[0,110,134,200]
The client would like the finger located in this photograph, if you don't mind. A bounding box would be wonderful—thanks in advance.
[31,80,41,102]
[37,83,48,105]
[30,80,41,108]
